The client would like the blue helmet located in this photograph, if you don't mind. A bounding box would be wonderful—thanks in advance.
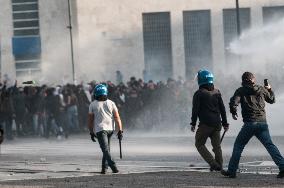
[94,84,108,97]
[197,70,214,86]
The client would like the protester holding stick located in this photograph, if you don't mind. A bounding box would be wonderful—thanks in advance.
[191,70,229,171]
[88,84,123,174]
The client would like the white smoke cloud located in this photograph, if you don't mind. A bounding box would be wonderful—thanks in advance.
[225,17,284,135]
[228,17,284,68]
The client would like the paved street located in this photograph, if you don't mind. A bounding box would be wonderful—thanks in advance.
[0,134,283,187]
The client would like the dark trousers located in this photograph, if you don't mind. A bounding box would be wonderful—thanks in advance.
[97,130,116,169]
[1,114,13,140]
[15,113,25,135]
[45,114,62,138]
[195,124,223,168]
[228,122,284,173]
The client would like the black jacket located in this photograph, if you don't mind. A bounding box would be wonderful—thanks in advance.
[191,87,228,127]
[44,95,61,115]
[229,84,275,122]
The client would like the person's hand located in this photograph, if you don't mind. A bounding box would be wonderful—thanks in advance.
[191,126,196,132]
[223,124,229,132]
[222,123,229,132]
[117,130,123,140]
[232,114,238,120]
[190,122,196,132]
[265,84,271,91]
[90,132,97,142]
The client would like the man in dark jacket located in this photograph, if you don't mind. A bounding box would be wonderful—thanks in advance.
[13,87,26,136]
[191,70,229,171]
[0,84,15,140]
[222,72,284,178]
[44,88,63,138]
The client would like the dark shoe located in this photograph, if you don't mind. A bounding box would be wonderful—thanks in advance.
[101,168,107,174]
[221,170,236,178]
[277,170,284,178]
[111,165,119,173]
[210,164,222,171]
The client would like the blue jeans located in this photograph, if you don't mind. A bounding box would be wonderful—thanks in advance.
[67,105,79,132]
[97,130,116,169]
[228,122,284,173]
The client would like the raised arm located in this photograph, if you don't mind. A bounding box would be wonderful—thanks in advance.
[263,85,275,104]
[113,109,123,131]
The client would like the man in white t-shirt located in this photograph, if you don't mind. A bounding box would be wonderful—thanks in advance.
[88,84,123,174]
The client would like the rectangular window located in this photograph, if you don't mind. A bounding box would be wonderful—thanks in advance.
[223,8,250,64]
[12,4,38,12]
[12,36,41,57]
[13,12,39,20]
[13,20,39,28]
[14,28,39,36]
[11,0,41,75]
[15,61,40,69]
[263,6,284,24]
[12,0,38,3]
[183,10,212,79]
[14,54,41,61]
[142,12,173,81]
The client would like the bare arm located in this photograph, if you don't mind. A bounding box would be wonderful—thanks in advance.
[88,113,94,133]
[113,110,123,131]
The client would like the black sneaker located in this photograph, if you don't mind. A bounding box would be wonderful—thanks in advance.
[101,168,107,174]
[221,170,236,178]
[111,166,119,173]
[101,166,108,174]
[210,164,222,172]
[277,170,284,178]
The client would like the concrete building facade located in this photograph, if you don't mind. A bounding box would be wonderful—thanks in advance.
[0,0,78,84]
[0,0,284,83]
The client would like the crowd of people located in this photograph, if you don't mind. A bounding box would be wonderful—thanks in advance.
[0,80,90,140]
[0,69,284,141]
[0,76,196,140]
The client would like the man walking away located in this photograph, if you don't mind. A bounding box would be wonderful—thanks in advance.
[221,72,284,178]
[88,84,123,174]
[191,70,229,171]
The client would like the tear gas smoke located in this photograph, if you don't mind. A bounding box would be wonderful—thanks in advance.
[223,16,284,136]
[229,17,284,70]
[8,5,284,136]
